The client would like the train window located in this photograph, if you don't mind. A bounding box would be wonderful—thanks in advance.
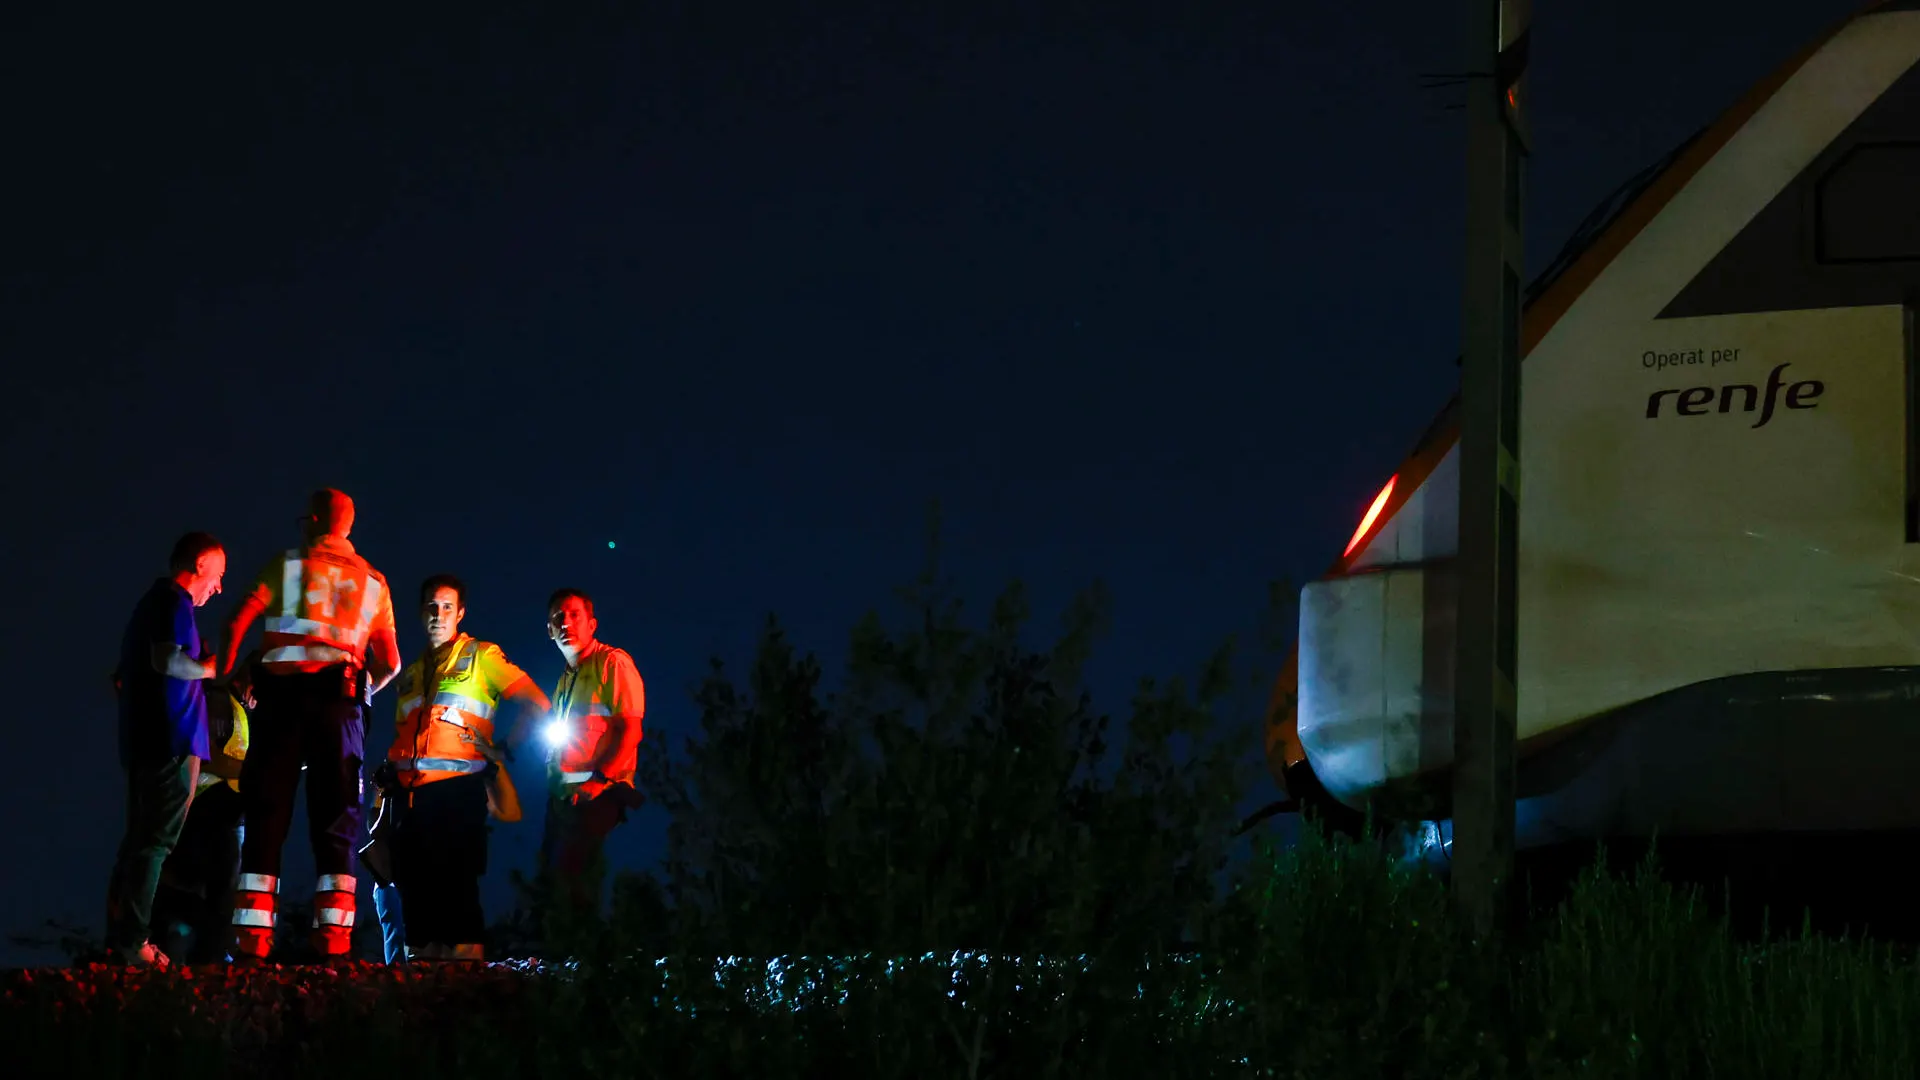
[1816,143,1920,263]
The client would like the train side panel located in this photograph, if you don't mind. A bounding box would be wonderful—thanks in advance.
[1293,7,1920,814]
[1523,306,1911,733]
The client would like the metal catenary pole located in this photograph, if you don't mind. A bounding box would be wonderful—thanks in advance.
[1451,0,1529,943]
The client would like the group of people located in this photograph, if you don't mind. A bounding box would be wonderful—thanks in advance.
[104,488,647,967]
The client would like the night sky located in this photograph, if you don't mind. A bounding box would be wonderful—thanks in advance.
[0,1,1866,964]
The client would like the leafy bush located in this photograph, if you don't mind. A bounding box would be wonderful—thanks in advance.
[625,555,1246,963]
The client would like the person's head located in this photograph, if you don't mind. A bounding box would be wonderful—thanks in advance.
[302,488,355,541]
[420,573,467,649]
[168,532,226,607]
[547,588,597,656]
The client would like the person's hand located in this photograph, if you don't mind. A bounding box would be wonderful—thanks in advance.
[460,730,507,765]
[229,667,257,709]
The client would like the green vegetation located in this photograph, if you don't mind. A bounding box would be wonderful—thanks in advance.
[11,551,1920,1076]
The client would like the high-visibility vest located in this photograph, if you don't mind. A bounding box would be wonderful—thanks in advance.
[552,703,613,784]
[201,692,249,794]
[387,635,503,789]
[550,642,644,801]
[259,545,390,674]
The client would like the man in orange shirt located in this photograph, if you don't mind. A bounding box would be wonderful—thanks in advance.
[218,489,401,961]
[537,587,645,915]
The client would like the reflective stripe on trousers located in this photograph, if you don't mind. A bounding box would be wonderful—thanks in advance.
[231,874,279,957]
[312,873,358,954]
[237,873,279,894]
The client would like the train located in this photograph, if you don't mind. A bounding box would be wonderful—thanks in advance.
[1262,0,1920,888]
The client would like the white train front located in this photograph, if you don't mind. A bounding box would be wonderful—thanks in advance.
[1265,1,1920,849]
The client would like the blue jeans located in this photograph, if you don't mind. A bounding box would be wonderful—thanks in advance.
[372,881,405,963]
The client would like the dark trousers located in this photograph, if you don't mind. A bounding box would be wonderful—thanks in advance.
[240,668,365,879]
[105,755,200,954]
[394,772,490,947]
[537,784,631,914]
[153,782,244,963]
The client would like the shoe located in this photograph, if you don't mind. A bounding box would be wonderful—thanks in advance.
[116,940,172,970]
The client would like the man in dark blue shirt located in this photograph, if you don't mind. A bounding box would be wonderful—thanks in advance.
[106,531,226,967]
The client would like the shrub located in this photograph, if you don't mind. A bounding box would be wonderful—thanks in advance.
[626,556,1247,964]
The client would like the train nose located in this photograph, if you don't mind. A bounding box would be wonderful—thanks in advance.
[1296,560,1460,810]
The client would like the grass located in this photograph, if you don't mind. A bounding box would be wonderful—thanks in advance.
[10,825,1920,1078]
[1512,844,1920,1078]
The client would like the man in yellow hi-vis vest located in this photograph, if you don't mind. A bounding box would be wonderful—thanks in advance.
[379,573,547,961]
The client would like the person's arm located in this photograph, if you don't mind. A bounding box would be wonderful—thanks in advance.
[363,580,401,694]
[590,652,646,779]
[365,626,401,695]
[495,678,552,757]
[151,643,215,681]
[477,646,551,754]
[220,561,278,706]
[153,591,215,681]
[219,594,269,679]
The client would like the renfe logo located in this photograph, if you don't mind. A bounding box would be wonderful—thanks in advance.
[1645,362,1824,429]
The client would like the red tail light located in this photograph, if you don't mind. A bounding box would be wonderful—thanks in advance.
[1343,475,1398,558]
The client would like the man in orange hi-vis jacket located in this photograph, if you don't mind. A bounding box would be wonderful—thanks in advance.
[380,572,548,961]
[217,489,401,962]
[537,587,645,915]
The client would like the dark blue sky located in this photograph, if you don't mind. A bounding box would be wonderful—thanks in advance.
[0,1,1866,963]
